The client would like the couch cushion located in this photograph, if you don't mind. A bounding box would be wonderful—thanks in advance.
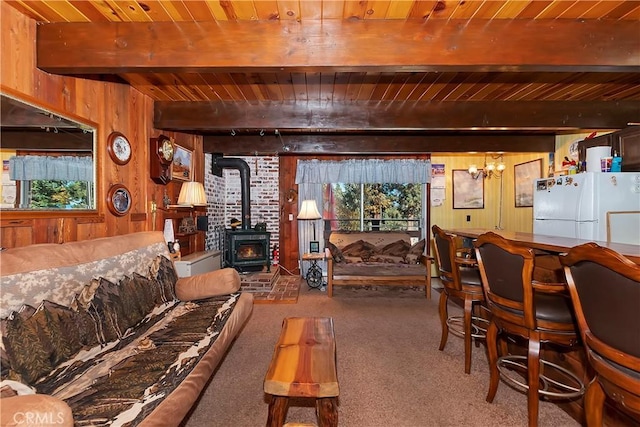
[0,233,170,319]
[329,231,414,264]
[1,252,178,387]
[327,242,345,264]
[39,294,240,426]
[406,239,426,264]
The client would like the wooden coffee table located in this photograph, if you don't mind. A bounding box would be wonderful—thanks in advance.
[264,317,339,427]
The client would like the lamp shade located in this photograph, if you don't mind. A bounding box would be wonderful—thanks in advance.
[177,181,207,206]
[298,199,321,220]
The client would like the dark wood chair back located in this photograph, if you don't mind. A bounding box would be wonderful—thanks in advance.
[561,243,640,421]
[431,225,459,290]
[475,231,536,330]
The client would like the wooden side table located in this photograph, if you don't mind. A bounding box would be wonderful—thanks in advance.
[302,252,325,289]
[264,317,339,427]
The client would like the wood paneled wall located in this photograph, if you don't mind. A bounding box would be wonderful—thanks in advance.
[278,155,299,274]
[0,3,203,250]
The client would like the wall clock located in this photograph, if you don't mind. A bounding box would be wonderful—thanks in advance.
[107,131,132,165]
[150,135,175,184]
[106,184,132,216]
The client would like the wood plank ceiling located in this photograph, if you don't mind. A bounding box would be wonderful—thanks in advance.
[7,0,640,154]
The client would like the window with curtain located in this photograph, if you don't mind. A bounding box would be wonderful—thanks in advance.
[7,154,94,209]
[296,158,430,253]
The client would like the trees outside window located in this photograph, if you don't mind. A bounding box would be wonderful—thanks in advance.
[326,183,422,232]
[29,180,91,209]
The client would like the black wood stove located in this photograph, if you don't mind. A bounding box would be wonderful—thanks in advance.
[212,155,271,272]
[224,229,270,272]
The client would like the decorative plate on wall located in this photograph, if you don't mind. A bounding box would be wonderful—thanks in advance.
[106,183,132,216]
[107,131,132,165]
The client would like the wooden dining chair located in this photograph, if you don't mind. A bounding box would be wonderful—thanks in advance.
[561,243,640,426]
[431,225,487,374]
[474,232,584,427]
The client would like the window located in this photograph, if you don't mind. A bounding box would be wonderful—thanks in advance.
[5,153,94,210]
[324,183,423,232]
[19,179,94,209]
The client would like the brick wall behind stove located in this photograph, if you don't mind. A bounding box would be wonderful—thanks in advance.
[204,154,280,252]
[204,154,227,252]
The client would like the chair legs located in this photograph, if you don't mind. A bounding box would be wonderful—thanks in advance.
[438,291,449,351]
[527,332,541,427]
[485,320,500,403]
[486,326,545,426]
[485,322,543,426]
[464,298,474,374]
[439,290,484,374]
[584,378,606,427]
[486,325,583,427]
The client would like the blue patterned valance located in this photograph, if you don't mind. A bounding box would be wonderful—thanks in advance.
[295,159,431,184]
[9,155,93,182]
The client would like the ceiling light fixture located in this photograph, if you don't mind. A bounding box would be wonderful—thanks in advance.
[469,154,505,179]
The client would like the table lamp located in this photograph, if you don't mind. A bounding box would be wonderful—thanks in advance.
[298,199,322,252]
[177,181,207,207]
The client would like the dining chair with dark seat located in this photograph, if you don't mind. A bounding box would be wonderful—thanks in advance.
[474,232,584,427]
[431,225,487,374]
[561,242,640,427]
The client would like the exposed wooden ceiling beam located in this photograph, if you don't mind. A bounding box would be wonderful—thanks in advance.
[37,20,640,74]
[203,134,555,155]
[155,100,639,132]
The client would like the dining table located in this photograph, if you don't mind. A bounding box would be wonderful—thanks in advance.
[443,227,640,264]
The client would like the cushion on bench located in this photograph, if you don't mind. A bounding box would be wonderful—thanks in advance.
[328,231,425,265]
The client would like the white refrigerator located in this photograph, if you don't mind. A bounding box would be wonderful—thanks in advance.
[533,172,640,245]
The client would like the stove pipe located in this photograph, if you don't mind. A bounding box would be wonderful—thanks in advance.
[212,155,251,230]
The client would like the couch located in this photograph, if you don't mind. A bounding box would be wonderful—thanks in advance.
[0,231,253,427]
[326,231,432,298]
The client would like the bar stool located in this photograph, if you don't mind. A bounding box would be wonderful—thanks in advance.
[474,232,584,427]
[561,243,640,426]
[432,225,487,374]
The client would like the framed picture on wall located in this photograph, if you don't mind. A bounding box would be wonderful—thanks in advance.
[452,169,484,209]
[514,159,542,207]
[171,145,193,182]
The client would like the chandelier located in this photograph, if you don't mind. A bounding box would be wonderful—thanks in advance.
[468,154,505,179]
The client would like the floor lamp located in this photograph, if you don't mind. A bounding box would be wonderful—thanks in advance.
[298,199,322,253]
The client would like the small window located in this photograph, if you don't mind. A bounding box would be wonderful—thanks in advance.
[19,179,94,209]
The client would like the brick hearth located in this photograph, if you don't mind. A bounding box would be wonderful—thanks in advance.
[239,265,280,292]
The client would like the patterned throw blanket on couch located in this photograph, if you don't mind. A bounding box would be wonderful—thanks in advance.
[1,249,238,426]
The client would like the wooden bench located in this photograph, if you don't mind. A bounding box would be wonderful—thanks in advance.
[264,317,339,427]
[327,256,432,299]
[326,231,433,299]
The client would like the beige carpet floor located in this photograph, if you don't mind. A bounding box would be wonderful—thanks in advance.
[182,280,580,427]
